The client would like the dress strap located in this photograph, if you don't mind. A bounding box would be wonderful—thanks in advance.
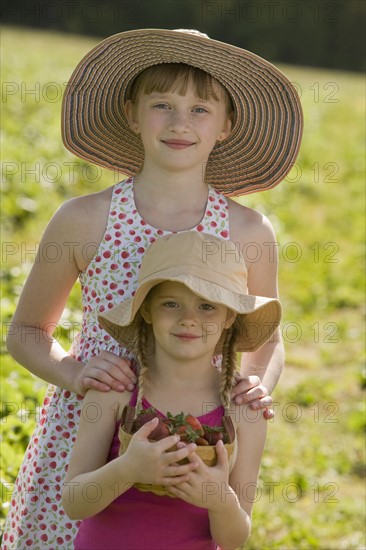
[196,186,230,238]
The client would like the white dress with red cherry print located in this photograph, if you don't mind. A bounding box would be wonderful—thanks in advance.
[2,177,230,549]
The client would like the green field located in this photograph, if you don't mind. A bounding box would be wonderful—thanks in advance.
[1,26,365,548]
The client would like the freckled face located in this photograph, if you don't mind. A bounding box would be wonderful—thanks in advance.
[125,80,232,173]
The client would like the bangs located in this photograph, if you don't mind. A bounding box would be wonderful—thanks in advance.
[126,63,234,119]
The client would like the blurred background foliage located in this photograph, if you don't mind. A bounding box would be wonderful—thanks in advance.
[0,0,365,72]
[1,4,365,548]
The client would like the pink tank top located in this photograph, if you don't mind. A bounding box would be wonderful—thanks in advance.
[74,388,224,549]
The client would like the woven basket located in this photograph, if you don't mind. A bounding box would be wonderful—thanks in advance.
[118,409,236,498]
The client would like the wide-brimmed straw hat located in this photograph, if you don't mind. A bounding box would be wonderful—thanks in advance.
[62,28,303,196]
[98,232,281,353]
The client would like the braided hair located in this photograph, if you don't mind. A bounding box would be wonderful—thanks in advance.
[132,313,151,413]
[219,323,240,408]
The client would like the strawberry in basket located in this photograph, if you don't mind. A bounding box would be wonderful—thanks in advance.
[119,405,236,496]
[133,407,171,441]
[202,425,226,445]
[167,412,206,444]
[132,409,228,446]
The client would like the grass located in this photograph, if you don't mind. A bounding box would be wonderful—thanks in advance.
[1,26,365,548]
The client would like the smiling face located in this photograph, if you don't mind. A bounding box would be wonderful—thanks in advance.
[140,281,235,364]
[124,77,232,175]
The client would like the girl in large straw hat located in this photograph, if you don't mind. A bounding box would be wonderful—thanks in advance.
[4,29,302,548]
[63,231,281,548]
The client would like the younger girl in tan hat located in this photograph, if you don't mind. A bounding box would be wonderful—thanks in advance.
[63,231,282,549]
[4,29,301,547]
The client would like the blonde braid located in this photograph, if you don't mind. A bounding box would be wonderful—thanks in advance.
[219,325,239,408]
[134,315,150,413]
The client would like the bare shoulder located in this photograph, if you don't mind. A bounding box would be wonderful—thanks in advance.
[82,387,132,424]
[227,199,279,295]
[55,186,113,233]
[47,186,114,270]
[227,198,276,245]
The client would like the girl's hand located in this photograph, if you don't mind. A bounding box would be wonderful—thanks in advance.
[230,374,274,419]
[122,418,199,486]
[169,440,231,510]
[75,351,137,396]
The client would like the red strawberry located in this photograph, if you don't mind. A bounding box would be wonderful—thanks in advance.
[167,412,204,436]
[133,409,171,441]
[175,425,201,443]
[133,408,157,431]
[149,419,171,441]
[185,414,204,435]
[175,425,189,441]
[204,430,224,445]
[202,425,225,445]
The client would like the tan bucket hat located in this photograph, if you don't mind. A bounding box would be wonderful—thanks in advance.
[62,28,303,196]
[98,232,282,353]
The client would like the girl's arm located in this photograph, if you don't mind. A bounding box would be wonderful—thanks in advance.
[62,388,199,520]
[241,210,284,393]
[6,194,135,394]
[209,406,267,548]
[241,328,284,394]
[229,201,285,397]
[62,388,131,519]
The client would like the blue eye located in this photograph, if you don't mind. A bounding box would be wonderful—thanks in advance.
[154,103,169,109]
[194,107,208,113]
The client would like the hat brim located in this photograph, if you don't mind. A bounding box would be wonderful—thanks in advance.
[62,29,303,196]
[98,273,282,354]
